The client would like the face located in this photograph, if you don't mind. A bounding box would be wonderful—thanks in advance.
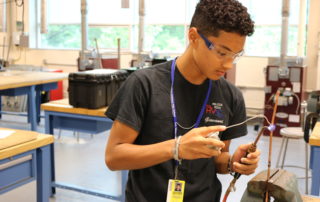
[190,28,246,80]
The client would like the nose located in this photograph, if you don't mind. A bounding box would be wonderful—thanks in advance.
[222,58,234,71]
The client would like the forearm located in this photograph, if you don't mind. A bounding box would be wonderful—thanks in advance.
[215,151,231,174]
[106,121,227,171]
[106,139,175,171]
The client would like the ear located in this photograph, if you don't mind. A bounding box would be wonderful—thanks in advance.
[188,27,199,47]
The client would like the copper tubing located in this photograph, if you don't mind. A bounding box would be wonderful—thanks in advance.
[265,90,280,202]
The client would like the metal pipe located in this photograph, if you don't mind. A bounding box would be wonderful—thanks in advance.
[6,36,11,63]
[2,36,5,67]
[81,0,88,51]
[94,38,103,68]
[43,59,76,67]
[117,38,121,68]
[279,0,290,77]
[121,0,130,8]
[137,0,145,65]
[40,0,47,34]
[79,0,89,71]
[297,0,307,57]
[0,1,6,32]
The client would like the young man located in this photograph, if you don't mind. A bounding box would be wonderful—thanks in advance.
[105,0,260,201]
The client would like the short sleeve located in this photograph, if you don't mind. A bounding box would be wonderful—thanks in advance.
[220,88,248,141]
[105,73,149,132]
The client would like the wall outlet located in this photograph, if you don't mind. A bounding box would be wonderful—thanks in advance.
[19,34,29,47]
[12,32,29,47]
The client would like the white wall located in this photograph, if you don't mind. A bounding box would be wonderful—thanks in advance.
[235,56,268,112]
[306,0,320,91]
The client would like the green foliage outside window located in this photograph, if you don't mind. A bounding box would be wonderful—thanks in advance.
[88,27,129,49]
[41,25,129,50]
[41,24,299,56]
[144,25,186,52]
[41,25,81,49]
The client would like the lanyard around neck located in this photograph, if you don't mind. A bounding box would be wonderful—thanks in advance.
[170,58,212,139]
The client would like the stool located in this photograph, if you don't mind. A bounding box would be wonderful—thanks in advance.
[276,127,309,194]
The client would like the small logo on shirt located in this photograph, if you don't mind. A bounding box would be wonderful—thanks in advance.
[205,117,224,123]
[204,102,224,124]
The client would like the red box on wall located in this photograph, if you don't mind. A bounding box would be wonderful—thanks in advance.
[101,58,119,69]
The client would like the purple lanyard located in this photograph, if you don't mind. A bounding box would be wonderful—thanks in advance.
[170,58,212,139]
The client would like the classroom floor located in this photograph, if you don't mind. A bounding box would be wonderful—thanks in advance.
[0,114,312,202]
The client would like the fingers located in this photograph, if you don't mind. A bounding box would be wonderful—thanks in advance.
[240,156,259,165]
[205,138,225,149]
[247,149,261,159]
[178,126,226,160]
[197,126,226,149]
[232,149,261,175]
[179,137,223,159]
[196,125,226,137]
[237,143,254,152]
[232,162,257,175]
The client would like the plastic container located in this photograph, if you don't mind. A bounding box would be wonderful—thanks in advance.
[68,69,128,109]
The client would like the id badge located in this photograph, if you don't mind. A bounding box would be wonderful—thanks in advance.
[166,179,185,202]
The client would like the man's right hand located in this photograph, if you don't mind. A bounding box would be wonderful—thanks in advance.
[178,126,226,160]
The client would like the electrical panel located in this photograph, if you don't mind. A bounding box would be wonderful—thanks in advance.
[263,65,306,137]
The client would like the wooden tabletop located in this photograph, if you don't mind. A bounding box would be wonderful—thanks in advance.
[302,195,320,202]
[0,128,54,160]
[0,70,68,90]
[41,98,107,117]
[309,122,320,146]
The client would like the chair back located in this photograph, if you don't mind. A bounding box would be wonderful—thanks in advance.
[304,112,320,143]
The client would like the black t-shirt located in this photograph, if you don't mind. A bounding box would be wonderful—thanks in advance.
[106,60,247,202]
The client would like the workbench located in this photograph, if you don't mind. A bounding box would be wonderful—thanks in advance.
[0,70,68,131]
[302,195,320,201]
[41,99,127,201]
[309,122,320,196]
[0,128,54,202]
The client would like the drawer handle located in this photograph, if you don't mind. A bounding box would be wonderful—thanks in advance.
[0,155,32,170]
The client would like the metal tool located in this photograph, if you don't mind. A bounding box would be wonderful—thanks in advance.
[222,90,280,202]
[222,125,271,202]
[240,169,303,202]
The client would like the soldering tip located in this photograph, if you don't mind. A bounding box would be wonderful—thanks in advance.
[267,124,276,132]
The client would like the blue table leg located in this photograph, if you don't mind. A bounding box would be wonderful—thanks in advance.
[36,90,41,123]
[121,170,128,202]
[45,112,54,135]
[36,145,52,202]
[0,96,2,119]
[28,86,37,131]
[45,112,56,195]
[311,146,320,195]
[43,110,125,200]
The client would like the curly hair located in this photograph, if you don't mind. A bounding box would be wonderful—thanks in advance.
[190,0,254,37]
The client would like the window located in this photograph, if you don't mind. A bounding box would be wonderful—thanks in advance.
[34,0,135,50]
[144,25,185,52]
[32,0,305,56]
[143,0,198,53]
[240,0,302,56]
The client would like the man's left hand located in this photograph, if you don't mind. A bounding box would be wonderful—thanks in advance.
[231,143,260,175]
